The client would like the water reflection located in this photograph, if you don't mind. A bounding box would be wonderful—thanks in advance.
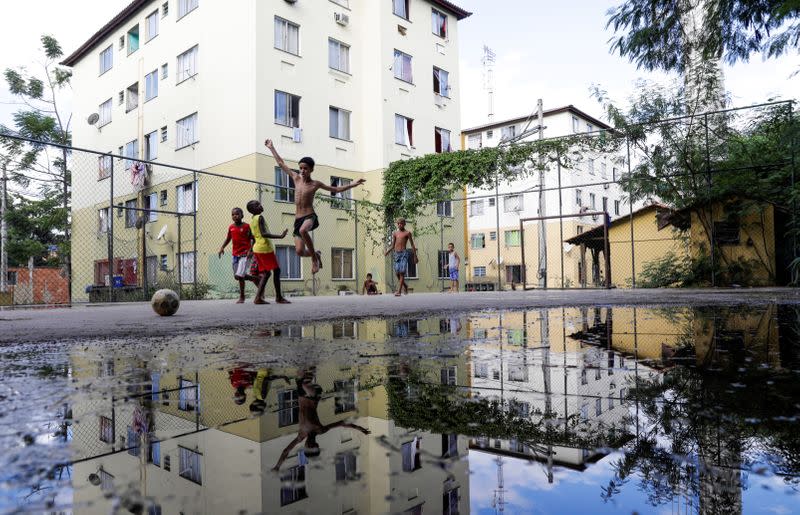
[4,306,800,514]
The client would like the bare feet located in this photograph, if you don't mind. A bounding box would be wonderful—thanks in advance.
[276,297,291,304]
[394,292,401,297]
[254,298,270,304]
[236,297,245,304]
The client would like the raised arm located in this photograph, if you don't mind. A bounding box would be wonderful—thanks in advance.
[320,420,371,435]
[316,178,366,194]
[408,233,419,263]
[264,139,299,180]
[259,215,288,240]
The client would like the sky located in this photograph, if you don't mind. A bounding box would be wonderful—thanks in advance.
[0,0,798,133]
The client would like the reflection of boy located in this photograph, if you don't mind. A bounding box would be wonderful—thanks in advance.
[247,368,291,412]
[229,367,256,405]
[272,370,370,471]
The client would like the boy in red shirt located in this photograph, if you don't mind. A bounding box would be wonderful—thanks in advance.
[218,207,260,303]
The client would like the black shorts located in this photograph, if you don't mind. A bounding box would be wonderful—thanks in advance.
[293,213,319,238]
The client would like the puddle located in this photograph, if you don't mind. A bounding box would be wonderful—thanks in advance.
[1,305,799,514]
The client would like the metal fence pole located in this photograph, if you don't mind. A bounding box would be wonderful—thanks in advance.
[354,200,359,293]
[192,172,197,299]
[177,215,182,297]
[111,394,116,451]
[108,156,115,303]
[557,150,564,289]
[495,170,502,291]
[704,113,716,287]
[626,137,635,289]
[790,103,798,269]
[440,215,445,292]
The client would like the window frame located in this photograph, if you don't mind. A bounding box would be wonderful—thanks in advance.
[145,130,158,161]
[328,38,350,74]
[470,233,485,249]
[176,181,197,214]
[469,199,484,217]
[98,207,110,233]
[392,49,413,84]
[275,167,296,203]
[176,45,198,84]
[431,8,447,38]
[394,113,414,147]
[435,127,451,153]
[274,16,300,56]
[274,90,301,128]
[276,245,302,280]
[177,0,199,20]
[124,199,138,228]
[330,176,353,210]
[474,266,486,277]
[503,194,524,213]
[127,24,140,55]
[98,98,112,128]
[99,45,113,75]
[178,446,202,485]
[331,247,354,280]
[433,66,450,97]
[145,10,159,42]
[329,106,351,141]
[504,229,521,247]
[176,112,198,149]
[436,200,452,217]
[393,0,410,20]
[144,69,159,102]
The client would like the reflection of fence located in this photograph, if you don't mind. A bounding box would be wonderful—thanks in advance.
[1,100,797,303]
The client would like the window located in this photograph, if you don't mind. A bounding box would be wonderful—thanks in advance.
[488,197,496,208]
[161,63,168,80]
[440,366,457,385]
[99,45,113,75]
[274,17,299,55]
[330,176,352,209]
[178,447,202,484]
[160,126,167,142]
[176,112,198,148]
[178,252,195,283]
[127,25,140,55]
[581,368,588,385]
[580,404,589,421]
[117,202,123,218]
[433,67,449,97]
[99,416,113,443]
[119,35,125,50]
[572,115,580,134]
[99,469,114,492]
[402,439,422,471]
[474,266,486,277]
[506,266,522,284]
[123,139,138,170]
[614,200,620,216]
[393,0,409,19]
[608,396,615,409]
[178,377,197,410]
[575,189,582,207]
[127,426,140,456]
[145,70,158,101]
[405,256,418,279]
[124,199,138,228]
[437,200,452,217]
[98,98,112,127]
[146,11,159,42]
[328,38,350,73]
[280,465,307,505]
[178,0,198,19]
[432,9,447,37]
[434,250,449,279]
[714,221,741,244]
[164,455,171,471]
[145,131,158,161]
[275,90,301,128]
[504,194,523,212]
[589,193,596,210]
[394,114,413,147]
[278,389,299,426]
[471,233,485,249]
[148,440,161,468]
[587,123,594,132]
[159,190,167,206]
[393,49,413,83]
[469,199,484,217]
[274,167,296,203]
[601,162,608,179]
[588,159,595,175]
[176,45,198,82]
[332,321,356,338]
[501,125,516,140]
[467,133,482,149]
[144,193,158,223]
[443,486,459,515]
[331,248,354,279]
[435,127,451,153]
[329,107,351,140]
[474,362,488,377]
[176,181,196,213]
[118,90,124,105]
[335,452,358,481]
[160,255,168,270]
[595,398,602,416]
[126,82,139,112]
[162,2,169,17]
[276,246,302,279]
[602,196,608,213]
[333,379,357,413]
[98,155,112,180]
[504,230,521,247]
[98,208,110,233]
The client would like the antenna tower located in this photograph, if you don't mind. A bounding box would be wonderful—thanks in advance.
[492,456,507,513]
[482,45,496,122]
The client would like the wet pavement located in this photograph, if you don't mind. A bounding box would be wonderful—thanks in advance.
[2,304,800,514]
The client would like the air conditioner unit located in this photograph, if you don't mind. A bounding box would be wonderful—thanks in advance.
[335,12,349,26]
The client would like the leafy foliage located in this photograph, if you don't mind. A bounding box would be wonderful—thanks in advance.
[4,193,68,267]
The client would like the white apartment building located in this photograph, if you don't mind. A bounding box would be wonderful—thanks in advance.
[62,0,470,299]
[461,106,628,288]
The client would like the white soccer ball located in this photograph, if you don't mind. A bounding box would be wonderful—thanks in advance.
[151,289,180,316]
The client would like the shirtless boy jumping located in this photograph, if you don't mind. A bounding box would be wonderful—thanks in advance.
[265,139,365,274]
[384,218,418,296]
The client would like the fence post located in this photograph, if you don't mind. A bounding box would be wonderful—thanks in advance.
[111,394,116,451]
[790,103,798,272]
[108,155,115,303]
[440,215,445,292]
[177,215,182,297]
[62,145,72,305]
[626,137,635,289]
[192,172,197,299]
[495,170,502,292]
[354,200,359,293]
[704,113,716,286]
[557,150,564,288]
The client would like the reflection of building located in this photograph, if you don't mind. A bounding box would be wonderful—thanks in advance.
[461,106,627,288]
[63,0,472,300]
[70,318,471,514]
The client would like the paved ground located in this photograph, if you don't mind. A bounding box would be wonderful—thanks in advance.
[2,288,800,343]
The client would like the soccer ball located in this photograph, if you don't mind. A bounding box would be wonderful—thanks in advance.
[151,289,180,316]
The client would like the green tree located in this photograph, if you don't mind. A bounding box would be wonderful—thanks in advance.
[607,0,800,71]
[0,35,71,282]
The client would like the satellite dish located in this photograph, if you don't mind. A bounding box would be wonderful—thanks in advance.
[156,225,168,240]
[87,113,100,125]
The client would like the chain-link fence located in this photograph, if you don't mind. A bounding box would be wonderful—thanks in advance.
[0,101,796,304]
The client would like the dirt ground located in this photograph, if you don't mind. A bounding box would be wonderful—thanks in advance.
[2,288,799,344]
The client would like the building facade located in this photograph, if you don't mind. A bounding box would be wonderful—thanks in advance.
[63,0,470,300]
[461,106,627,289]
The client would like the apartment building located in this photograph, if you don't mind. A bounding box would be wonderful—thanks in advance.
[460,106,627,289]
[63,0,471,300]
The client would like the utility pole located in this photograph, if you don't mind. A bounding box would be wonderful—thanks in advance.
[492,456,507,513]
[482,45,496,122]
[536,99,547,288]
[0,160,8,294]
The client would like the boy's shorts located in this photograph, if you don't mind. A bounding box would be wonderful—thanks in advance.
[449,269,459,281]
[252,252,279,274]
[232,255,251,279]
